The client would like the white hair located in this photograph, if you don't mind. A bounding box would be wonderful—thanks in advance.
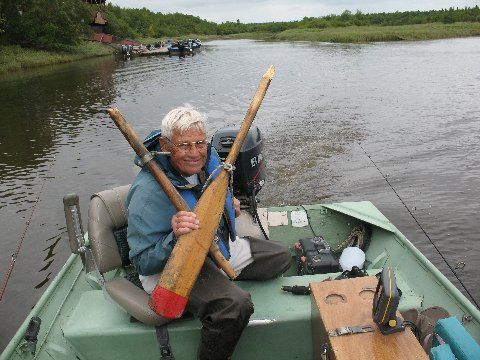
[161,105,207,139]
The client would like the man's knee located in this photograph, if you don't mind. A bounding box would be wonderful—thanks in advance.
[236,289,254,317]
[223,289,254,321]
[200,287,253,326]
[263,240,292,278]
[236,238,293,280]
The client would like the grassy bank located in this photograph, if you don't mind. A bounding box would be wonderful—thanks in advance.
[1,22,479,74]
[219,22,480,43]
[0,41,115,75]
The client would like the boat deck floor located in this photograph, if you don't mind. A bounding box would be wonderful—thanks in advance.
[62,270,421,359]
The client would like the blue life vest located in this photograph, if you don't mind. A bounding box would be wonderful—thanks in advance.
[139,130,237,260]
[179,183,236,260]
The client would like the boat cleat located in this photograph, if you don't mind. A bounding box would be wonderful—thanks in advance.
[328,324,375,337]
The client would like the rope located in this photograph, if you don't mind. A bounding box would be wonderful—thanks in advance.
[358,142,479,309]
[0,157,55,301]
[331,224,367,254]
[138,151,171,167]
[201,163,236,193]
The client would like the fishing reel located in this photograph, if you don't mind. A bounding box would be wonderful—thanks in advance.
[372,266,406,335]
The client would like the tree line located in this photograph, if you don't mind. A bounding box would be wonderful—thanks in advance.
[218,6,480,35]
[1,2,479,51]
[0,0,92,50]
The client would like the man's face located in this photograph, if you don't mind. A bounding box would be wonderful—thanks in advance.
[162,128,208,176]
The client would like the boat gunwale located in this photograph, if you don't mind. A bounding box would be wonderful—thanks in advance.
[390,225,480,323]
[317,201,480,324]
[0,253,81,359]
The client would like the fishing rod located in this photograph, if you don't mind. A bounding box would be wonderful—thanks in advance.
[0,157,55,302]
[358,143,480,310]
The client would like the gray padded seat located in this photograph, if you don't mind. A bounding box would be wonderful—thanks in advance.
[88,185,168,326]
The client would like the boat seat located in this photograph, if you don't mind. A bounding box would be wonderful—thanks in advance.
[431,317,480,360]
[88,185,168,326]
[429,344,456,360]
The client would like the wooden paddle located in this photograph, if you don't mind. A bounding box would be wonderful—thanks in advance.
[107,108,236,280]
[151,65,275,318]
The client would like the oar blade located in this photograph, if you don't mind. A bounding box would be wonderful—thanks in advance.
[151,172,229,318]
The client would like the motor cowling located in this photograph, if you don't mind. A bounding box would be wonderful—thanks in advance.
[211,126,266,201]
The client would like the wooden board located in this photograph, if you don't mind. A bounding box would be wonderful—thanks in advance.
[310,276,428,360]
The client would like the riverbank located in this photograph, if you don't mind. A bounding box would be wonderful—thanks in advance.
[1,22,479,74]
[216,22,480,43]
[0,41,115,75]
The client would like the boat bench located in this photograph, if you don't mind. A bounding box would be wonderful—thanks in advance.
[430,317,480,360]
[63,274,325,359]
[62,269,422,360]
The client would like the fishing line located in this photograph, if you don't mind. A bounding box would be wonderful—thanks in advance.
[358,143,479,309]
[0,156,55,302]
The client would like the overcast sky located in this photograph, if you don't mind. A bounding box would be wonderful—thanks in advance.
[108,1,479,23]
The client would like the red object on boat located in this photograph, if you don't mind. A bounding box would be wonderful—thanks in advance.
[150,286,188,319]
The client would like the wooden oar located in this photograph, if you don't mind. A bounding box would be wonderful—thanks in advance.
[151,65,275,318]
[107,108,236,280]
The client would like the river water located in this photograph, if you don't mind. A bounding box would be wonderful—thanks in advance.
[1,38,479,350]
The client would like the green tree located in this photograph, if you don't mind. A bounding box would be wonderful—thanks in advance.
[1,0,91,50]
[104,10,137,38]
[0,17,5,35]
[442,8,456,23]
[0,0,24,42]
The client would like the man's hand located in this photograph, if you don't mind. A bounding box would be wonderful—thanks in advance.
[233,197,241,218]
[171,211,199,237]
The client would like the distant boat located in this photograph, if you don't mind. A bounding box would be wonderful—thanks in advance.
[136,47,169,56]
[189,39,202,50]
[120,42,169,59]
[168,41,192,55]
[168,39,201,55]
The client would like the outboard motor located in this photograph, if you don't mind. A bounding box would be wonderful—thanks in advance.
[211,126,266,206]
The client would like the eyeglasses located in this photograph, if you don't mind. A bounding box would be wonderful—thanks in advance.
[166,138,208,152]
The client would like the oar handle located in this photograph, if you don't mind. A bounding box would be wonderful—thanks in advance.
[108,108,189,211]
[107,108,236,279]
[225,65,275,165]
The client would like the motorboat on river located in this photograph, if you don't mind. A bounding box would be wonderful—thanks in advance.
[1,127,479,360]
[168,39,201,55]
[120,43,169,59]
[137,46,169,57]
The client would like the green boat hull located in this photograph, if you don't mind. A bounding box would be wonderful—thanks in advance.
[2,201,479,359]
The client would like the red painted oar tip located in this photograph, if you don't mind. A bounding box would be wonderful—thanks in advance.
[150,286,188,319]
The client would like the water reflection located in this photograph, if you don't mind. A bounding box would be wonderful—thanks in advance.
[35,231,63,289]
[0,57,117,208]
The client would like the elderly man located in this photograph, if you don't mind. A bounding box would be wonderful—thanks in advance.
[126,105,291,359]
